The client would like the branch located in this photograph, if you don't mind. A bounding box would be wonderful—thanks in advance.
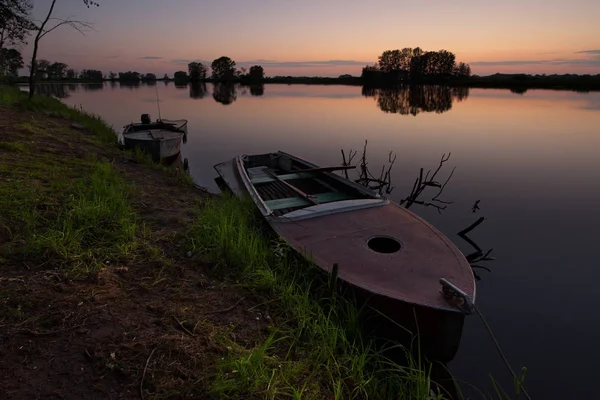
[410,200,448,213]
[39,19,95,40]
[401,153,453,209]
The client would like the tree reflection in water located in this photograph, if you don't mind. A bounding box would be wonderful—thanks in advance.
[212,82,237,105]
[189,82,207,99]
[249,84,264,96]
[82,83,104,92]
[362,85,469,115]
[34,83,73,99]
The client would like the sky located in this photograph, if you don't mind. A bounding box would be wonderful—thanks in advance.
[18,0,600,77]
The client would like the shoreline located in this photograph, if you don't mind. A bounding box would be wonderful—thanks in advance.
[0,85,484,399]
[11,74,600,92]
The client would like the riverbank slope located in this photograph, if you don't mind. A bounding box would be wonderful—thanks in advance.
[0,86,452,399]
[0,86,275,399]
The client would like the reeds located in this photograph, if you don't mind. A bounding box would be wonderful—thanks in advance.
[187,194,448,399]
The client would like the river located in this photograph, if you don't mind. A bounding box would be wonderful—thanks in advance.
[37,81,600,399]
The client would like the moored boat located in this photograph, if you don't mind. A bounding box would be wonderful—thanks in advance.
[122,114,187,162]
[214,151,476,361]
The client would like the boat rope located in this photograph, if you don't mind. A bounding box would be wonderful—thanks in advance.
[440,279,532,400]
[472,304,532,400]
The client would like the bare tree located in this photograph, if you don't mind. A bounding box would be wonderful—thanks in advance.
[28,0,98,98]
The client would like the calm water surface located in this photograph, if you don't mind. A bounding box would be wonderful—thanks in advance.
[47,82,600,399]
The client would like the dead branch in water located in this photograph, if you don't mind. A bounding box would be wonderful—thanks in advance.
[340,142,495,278]
[400,152,454,212]
[341,140,396,195]
[457,215,496,280]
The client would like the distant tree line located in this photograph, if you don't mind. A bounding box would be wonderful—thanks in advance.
[174,57,265,82]
[362,47,471,83]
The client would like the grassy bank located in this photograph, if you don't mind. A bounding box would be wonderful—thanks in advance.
[0,85,449,399]
[187,195,446,399]
[0,85,523,399]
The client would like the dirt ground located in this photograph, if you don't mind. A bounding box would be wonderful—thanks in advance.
[0,107,271,399]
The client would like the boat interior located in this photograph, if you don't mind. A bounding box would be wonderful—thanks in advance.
[124,115,187,136]
[243,153,379,216]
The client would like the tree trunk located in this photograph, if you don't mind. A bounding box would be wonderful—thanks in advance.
[28,0,57,99]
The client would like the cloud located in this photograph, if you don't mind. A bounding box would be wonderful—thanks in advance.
[240,59,370,68]
[575,49,600,55]
[470,51,600,68]
[138,56,162,60]
[470,60,551,66]
[170,59,369,68]
[172,59,210,65]
[104,55,119,59]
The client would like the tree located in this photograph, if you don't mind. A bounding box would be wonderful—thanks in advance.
[0,0,36,50]
[0,47,23,77]
[361,64,380,81]
[366,47,464,82]
[47,61,67,80]
[211,56,236,80]
[118,71,140,81]
[34,59,49,79]
[28,0,98,98]
[173,70,188,81]
[162,73,169,80]
[235,67,247,79]
[188,62,207,81]
[66,68,76,80]
[249,65,264,80]
[454,62,471,78]
[378,50,401,73]
[79,69,102,81]
[108,71,116,80]
[142,72,156,81]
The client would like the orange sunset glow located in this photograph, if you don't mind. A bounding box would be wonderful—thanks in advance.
[20,0,600,77]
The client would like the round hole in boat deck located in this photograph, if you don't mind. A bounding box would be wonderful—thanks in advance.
[367,236,402,254]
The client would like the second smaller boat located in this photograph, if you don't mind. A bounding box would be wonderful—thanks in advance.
[122,114,187,162]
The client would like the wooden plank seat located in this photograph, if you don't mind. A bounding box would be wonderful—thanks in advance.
[251,172,315,184]
[264,191,353,210]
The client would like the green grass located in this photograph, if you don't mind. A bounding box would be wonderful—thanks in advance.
[187,195,449,400]
[0,159,139,276]
[0,85,144,277]
[32,161,138,274]
[1,85,117,145]
[0,141,27,153]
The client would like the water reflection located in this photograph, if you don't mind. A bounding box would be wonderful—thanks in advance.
[510,87,528,95]
[35,83,72,99]
[189,82,207,99]
[120,81,141,90]
[34,82,468,115]
[82,83,104,92]
[174,82,188,90]
[362,85,469,115]
[212,82,237,105]
[249,84,264,97]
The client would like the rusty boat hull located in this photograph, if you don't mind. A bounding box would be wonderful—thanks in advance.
[214,151,476,361]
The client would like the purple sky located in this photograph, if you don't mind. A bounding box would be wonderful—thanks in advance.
[19,0,600,77]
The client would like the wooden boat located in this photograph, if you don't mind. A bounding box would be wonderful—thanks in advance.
[122,114,187,161]
[214,151,476,361]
